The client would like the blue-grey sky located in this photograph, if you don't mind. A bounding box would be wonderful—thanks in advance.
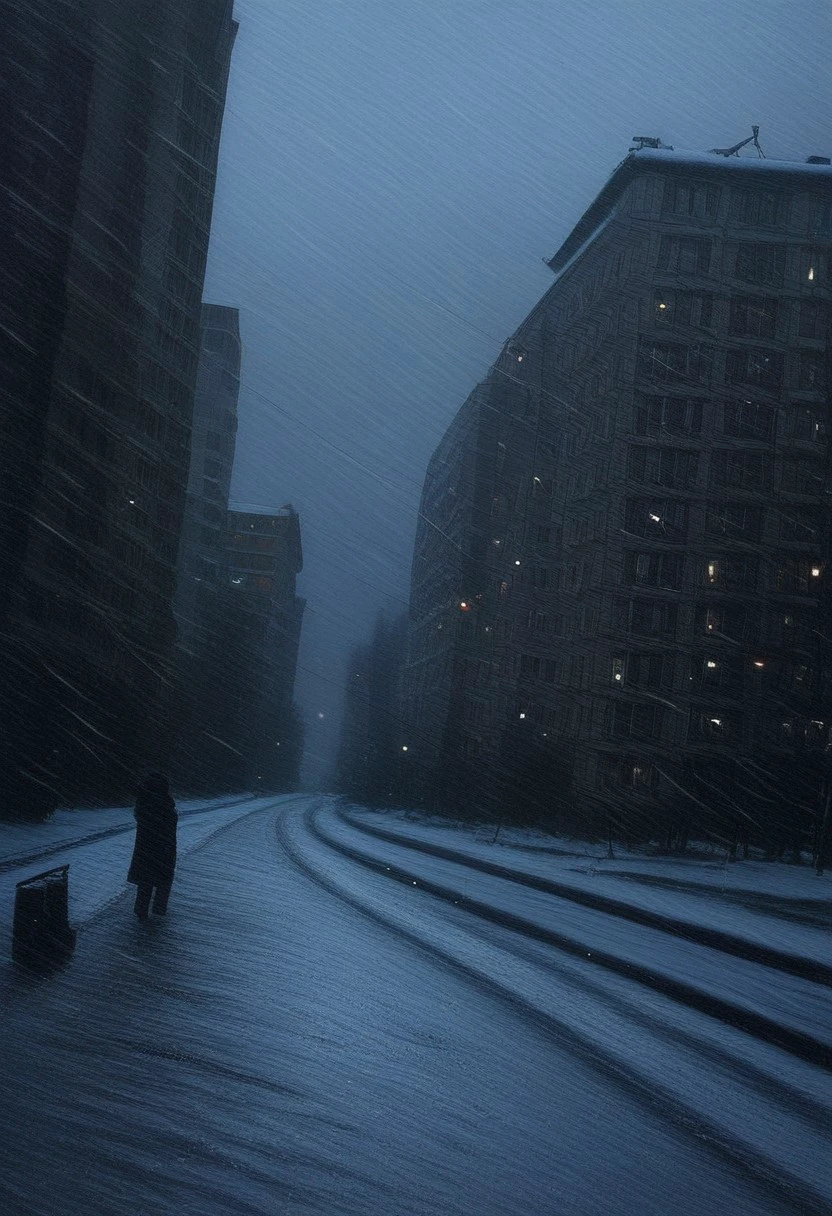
[203,0,832,783]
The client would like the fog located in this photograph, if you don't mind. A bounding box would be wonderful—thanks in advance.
[202,0,832,783]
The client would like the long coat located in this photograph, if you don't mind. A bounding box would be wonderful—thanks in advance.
[127,787,178,888]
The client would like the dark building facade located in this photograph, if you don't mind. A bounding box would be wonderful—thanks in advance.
[219,508,306,792]
[335,613,408,805]
[403,146,832,853]
[0,1,237,814]
[175,305,241,643]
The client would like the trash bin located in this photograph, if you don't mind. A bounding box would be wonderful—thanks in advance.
[12,865,76,968]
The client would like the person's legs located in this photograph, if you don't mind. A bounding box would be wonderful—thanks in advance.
[152,883,171,915]
[134,884,152,919]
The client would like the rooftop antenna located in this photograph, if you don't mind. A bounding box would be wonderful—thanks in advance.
[710,125,765,158]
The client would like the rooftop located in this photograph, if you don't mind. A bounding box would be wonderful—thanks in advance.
[547,146,832,274]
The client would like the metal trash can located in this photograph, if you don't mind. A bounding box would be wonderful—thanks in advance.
[12,865,76,968]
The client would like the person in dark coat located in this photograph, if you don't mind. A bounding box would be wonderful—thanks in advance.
[128,773,178,919]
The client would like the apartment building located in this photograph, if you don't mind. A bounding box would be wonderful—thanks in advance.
[0,2,237,812]
[175,305,241,643]
[221,507,305,791]
[404,145,832,848]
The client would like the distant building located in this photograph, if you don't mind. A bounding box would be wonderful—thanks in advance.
[175,305,241,644]
[335,613,408,804]
[0,2,237,813]
[404,146,832,852]
[220,507,306,791]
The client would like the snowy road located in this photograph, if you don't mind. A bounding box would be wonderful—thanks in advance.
[0,796,830,1215]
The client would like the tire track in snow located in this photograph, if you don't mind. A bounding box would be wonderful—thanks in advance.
[337,806,832,987]
[275,799,832,1216]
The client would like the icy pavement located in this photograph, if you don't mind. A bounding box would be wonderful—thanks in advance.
[0,794,262,946]
[0,797,829,1215]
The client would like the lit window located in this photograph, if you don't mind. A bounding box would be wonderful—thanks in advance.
[514,559,521,567]
[812,566,822,578]
[707,561,719,584]
[706,660,717,669]
[519,712,526,720]
[612,657,624,684]
[753,659,765,669]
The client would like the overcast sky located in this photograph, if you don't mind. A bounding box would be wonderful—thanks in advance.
[202,0,832,784]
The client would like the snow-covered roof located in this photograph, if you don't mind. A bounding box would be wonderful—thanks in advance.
[548,146,832,275]
[634,146,832,177]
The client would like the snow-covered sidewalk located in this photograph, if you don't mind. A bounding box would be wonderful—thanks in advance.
[0,794,281,949]
[340,807,831,971]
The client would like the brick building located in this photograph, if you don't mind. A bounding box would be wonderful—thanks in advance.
[403,145,832,850]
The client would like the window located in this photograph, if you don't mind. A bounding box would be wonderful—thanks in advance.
[520,654,541,678]
[812,200,832,238]
[628,446,698,489]
[710,450,772,491]
[694,656,737,690]
[795,350,825,391]
[787,405,826,442]
[691,711,733,741]
[722,400,775,440]
[616,652,675,690]
[602,757,658,791]
[624,551,684,590]
[725,347,783,390]
[624,498,689,542]
[615,598,678,638]
[544,658,561,683]
[529,567,549,589]
[638,340,713,384]
[662,179,720,218]
[611,702,663,740]
[771,556,822,595]
[536,525,551,545]
[698,603,749,642]
[526,610,548,632]
[798,300,828,340]
[778,507,820,544]
[781,456,823,495]
[657,235,712,275]
[634,394,702,436]
[729,295,778,339]
[735,243,786,286]
[705,502,763,542]
[766,609,814,647]
[731,189,785,226]
[703,555,758,592]
[653,290,714,329]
